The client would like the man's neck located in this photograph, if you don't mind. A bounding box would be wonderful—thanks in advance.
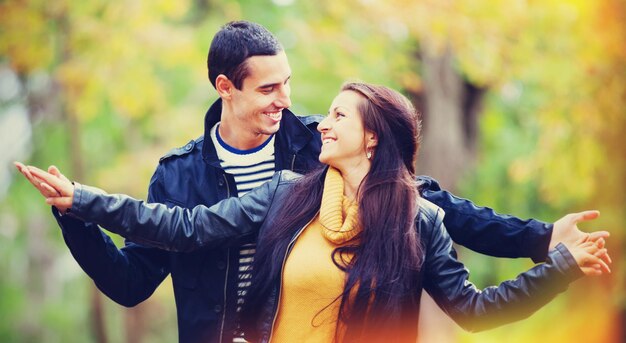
[218,118,271,151]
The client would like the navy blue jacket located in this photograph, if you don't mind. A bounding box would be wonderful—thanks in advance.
[67,170,579,343]
[54,99,552,343]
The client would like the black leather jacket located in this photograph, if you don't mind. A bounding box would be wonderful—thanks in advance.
[68,171,581,343]
[53,98,553,343]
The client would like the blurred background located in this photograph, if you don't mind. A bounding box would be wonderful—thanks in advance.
[0,0,624,342]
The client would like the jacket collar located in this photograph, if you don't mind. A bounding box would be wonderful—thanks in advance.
[201,98,316,165]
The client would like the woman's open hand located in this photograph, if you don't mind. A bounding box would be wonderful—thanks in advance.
[14,162,74,213]
[567,238,611,276]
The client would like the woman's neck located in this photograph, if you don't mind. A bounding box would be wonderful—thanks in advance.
[337,164,369,200]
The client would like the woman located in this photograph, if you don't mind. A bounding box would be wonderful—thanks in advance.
[18,82,608,342]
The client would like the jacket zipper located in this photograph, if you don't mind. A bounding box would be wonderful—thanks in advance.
[219,249,231,343]
[266,212,318,342]
[219,173,231,343]
[223,173,231,198]
[290,154,296,171]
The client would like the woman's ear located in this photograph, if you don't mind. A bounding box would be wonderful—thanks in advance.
[366,131,378,149]
[215,74,233,99]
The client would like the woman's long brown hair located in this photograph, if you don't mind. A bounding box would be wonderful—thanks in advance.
[242,82,423,342]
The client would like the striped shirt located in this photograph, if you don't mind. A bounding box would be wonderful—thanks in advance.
[210,123,275,343]
[211,123,276,197]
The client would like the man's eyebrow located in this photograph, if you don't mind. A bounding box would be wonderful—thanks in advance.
[256,75,291,89]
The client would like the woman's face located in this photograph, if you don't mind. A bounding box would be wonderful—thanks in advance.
[317,90,375,174]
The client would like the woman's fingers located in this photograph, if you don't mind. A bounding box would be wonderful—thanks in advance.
[580,265,603,276]
[593,250,612,274]
[592,238,613,264]
[14,162,59,197]
[15,163,75,213]
[581,251,611,274]
[40,182,60,196]
[28,166,73,196]
[600,251,612,265]
[578,239,613,267]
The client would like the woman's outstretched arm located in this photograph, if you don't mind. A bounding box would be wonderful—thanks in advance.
[419,200,610,332]
[16,163,292,252]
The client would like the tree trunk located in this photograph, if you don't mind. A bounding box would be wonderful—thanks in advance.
[56,9,110,343]
[416,47,485,192]
[413,46,485,342]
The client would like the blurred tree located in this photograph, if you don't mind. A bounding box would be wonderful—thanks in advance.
[1,0,623,342]
[0,0,201,342]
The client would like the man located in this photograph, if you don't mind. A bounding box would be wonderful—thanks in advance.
[17,21,609,343]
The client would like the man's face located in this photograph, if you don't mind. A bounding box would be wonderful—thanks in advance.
[229,51,292,136]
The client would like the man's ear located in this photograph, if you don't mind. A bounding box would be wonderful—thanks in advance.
[215,74,233,99]
[366,131,378,149]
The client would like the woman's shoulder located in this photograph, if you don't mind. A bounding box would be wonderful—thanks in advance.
[416,197,445,236]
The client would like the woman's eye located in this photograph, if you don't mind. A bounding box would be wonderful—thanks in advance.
[336,112,345,118]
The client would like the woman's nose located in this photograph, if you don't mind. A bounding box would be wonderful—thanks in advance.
[317,116,331,133]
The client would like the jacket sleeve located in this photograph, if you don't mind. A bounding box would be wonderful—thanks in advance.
[421,210,583,332]
[68,172,283,252]
[52,167,172,307]
[418,175,552,263]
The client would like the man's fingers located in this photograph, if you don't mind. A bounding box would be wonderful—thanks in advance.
[583,244,603,255]
[45,197,72,211]
[48,165,71,183]
[594,238,605,249]
[572,210,600,223]
[579,241,596,250]
[588,231,610,241]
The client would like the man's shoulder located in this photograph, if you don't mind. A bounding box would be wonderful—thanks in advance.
[276,170,303,183]
[158,136,204,165]
[295,114,325,128]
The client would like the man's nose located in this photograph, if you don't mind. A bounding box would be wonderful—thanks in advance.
[275,86,291,108]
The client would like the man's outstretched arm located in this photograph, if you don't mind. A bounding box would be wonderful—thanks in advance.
[15,162,170,306]
[418,175,610,266]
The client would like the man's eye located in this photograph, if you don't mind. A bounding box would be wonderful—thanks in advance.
[261,87,273,94]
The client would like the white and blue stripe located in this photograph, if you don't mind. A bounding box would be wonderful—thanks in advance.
[210,123,276,342]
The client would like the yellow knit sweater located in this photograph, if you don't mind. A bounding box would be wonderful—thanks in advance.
[270,168,358,342]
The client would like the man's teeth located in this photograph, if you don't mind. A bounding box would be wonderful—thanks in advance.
[265,111,281,119]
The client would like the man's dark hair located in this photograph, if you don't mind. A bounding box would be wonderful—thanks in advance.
[207,21,283,90]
